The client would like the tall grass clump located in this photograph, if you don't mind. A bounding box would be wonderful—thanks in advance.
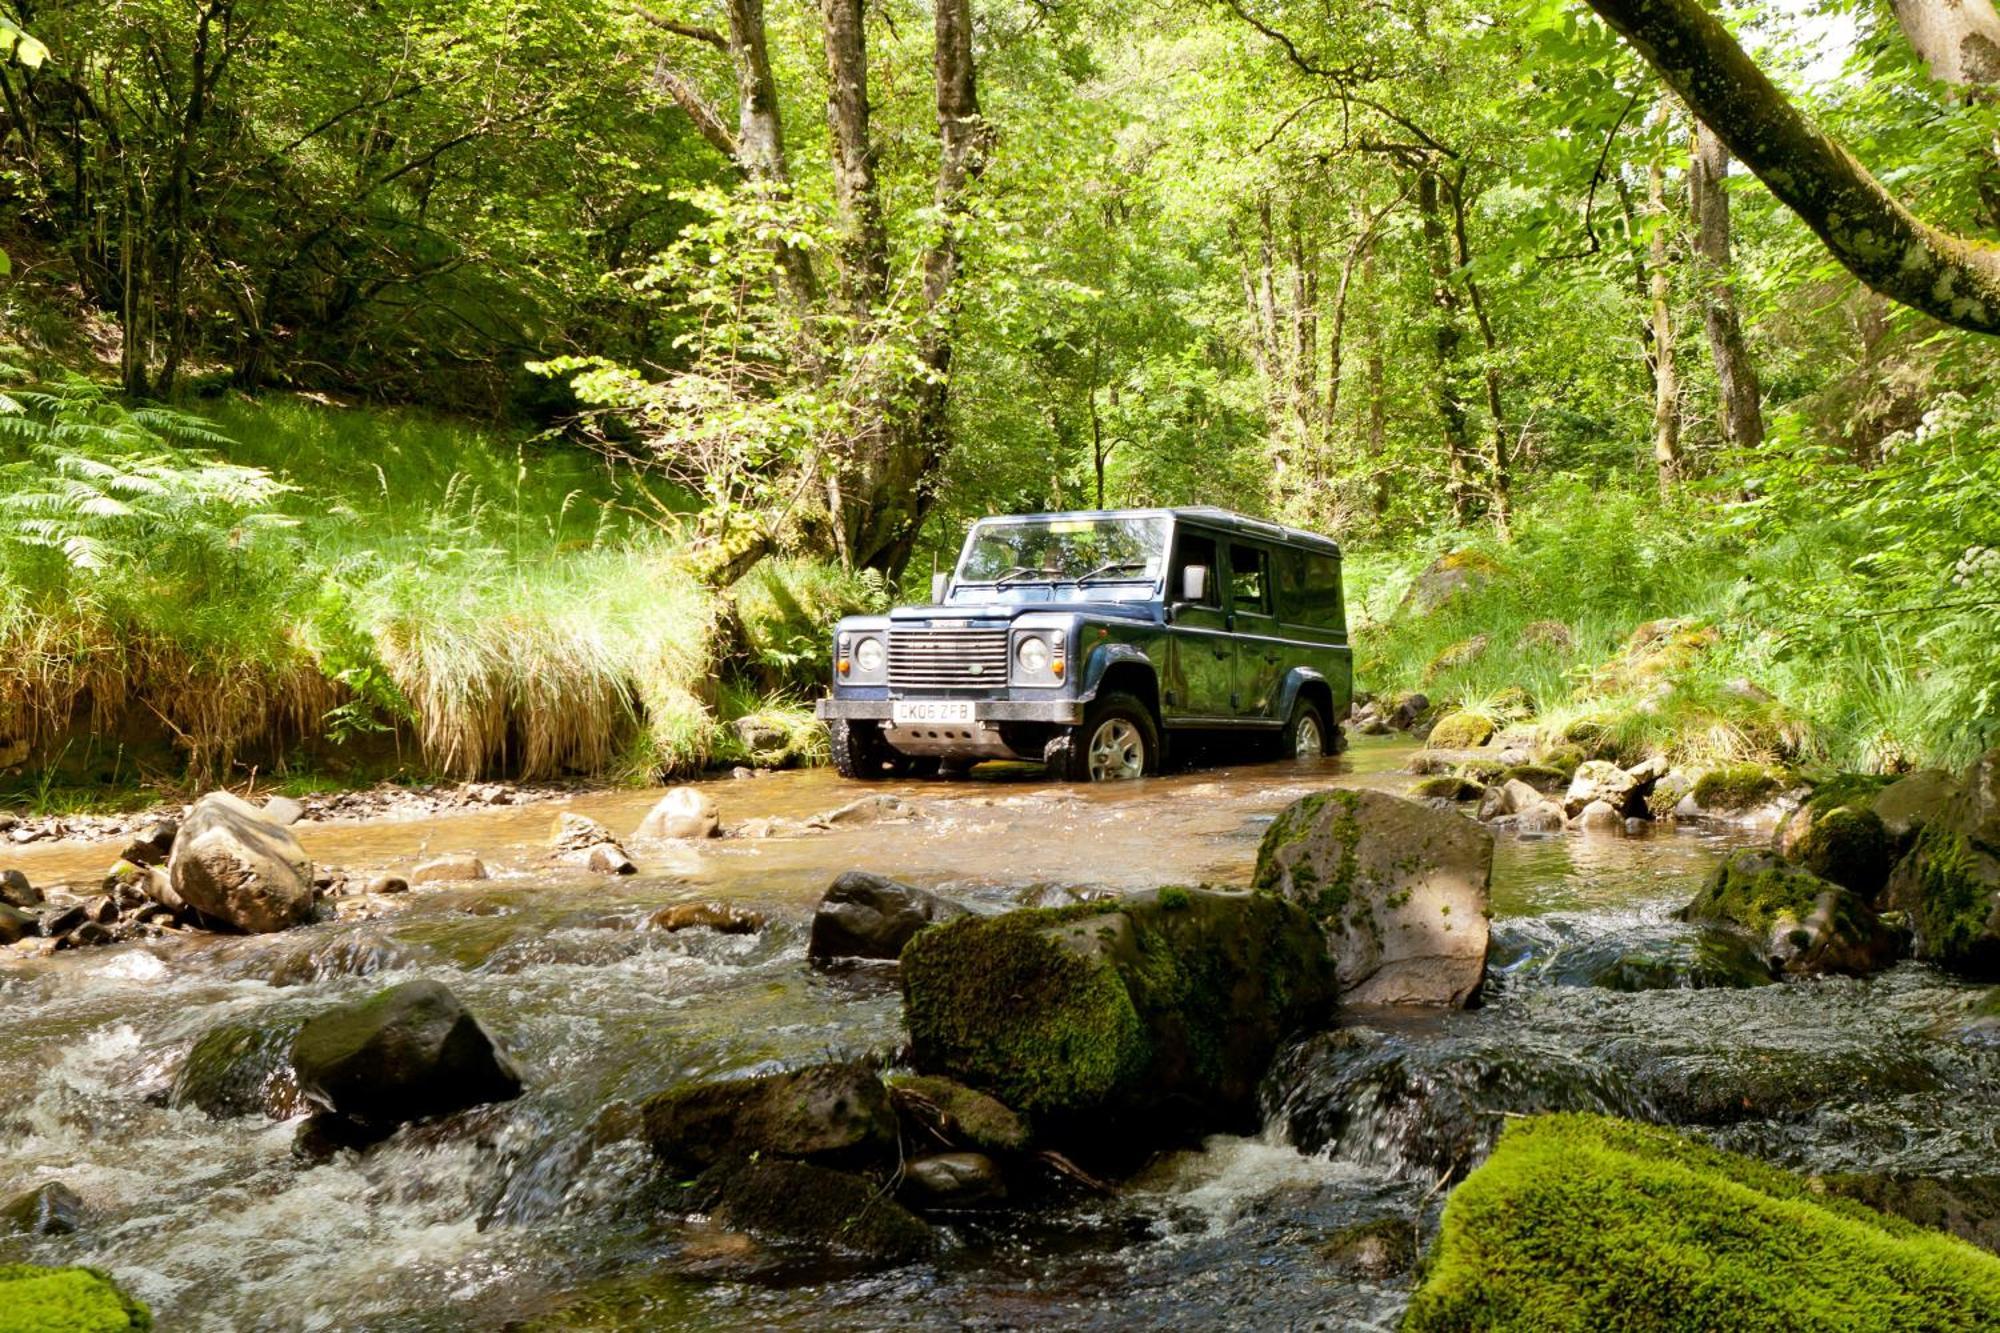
[1354,399,2000,774]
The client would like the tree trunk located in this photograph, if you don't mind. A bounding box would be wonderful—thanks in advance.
[1582,0,2000,334]
[846,0,988,576]
[1418,167,1477,525]
[1890,0,2000,85]
[1689,119,1764,448]
[821,0,887,315]
[1448,171,1511,536]
[1647,138,1681,494]
[724,0,819,309]
[1365,244,1388,518]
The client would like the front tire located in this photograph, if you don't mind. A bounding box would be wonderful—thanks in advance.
[830,719,898,780]
[1047,692,1160,782]
[1281,696,1331,760]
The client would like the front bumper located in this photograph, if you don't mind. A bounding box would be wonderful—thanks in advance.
[815,696,1084,725]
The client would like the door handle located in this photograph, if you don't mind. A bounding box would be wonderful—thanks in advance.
[1264,651,1280,664]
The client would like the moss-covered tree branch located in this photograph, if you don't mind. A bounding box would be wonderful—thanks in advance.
[1582,0,2000,334]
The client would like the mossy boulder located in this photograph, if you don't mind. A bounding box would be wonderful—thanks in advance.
[1422,636,1490,683]
[1883,748,2000,978]
[1404,549,1499,613]
[1775,774,1897,897]
[0,1265,151,1332]
[1689,762,1787,813]
[900,887,1334,1141]
[1497,764,1567,795]
[1681,851,1900,977]
[697,1157,935,1264]
[1873,768,1961,842]
[885,1074,1029,1153]
[642,1061,897,1174]
[1425,712,1495,750]
[169,1018,309,1120]
[1254,789,1492,1007]
[1411,775,1482,802]
[1547,927,1775,992]
[1403,1114,2000,1332]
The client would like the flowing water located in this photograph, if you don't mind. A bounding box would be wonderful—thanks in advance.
[3,738,1997,1330]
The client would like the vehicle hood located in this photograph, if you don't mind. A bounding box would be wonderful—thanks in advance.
[888,601,1161,625]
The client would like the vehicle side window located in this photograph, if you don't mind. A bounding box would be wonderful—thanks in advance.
[1277,549,1343,629]
[1174,532,1221,607]
[1229,543,1271,616]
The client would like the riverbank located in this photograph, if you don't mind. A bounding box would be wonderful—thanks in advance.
[0,382,860,809]
[4,738,1996,1328]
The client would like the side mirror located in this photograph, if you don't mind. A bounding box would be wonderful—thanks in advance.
[930,572,949,604]
[1180,565,1209,604]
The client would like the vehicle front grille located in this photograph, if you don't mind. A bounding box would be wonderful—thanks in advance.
[888,627,1009,689]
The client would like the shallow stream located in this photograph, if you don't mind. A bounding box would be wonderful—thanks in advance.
[3,738,1996,1330]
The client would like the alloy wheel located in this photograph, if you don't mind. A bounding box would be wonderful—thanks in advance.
[1294,715,1323,758]
[1087,718,1146,781]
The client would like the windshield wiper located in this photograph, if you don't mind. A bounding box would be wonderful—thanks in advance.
[994,565,1065,587]
[1074,560,1151,585]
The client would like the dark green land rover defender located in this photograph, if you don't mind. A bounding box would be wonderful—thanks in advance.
[815,507,1351,782]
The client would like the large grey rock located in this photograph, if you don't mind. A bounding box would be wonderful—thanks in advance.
[636,787,719,840]
[641,1061,897,1174]
[901,888,1336,1138]
[808,871,970,962]
[291,979,522,1129]
[1253,790,1493,1007]
[167,792,316,933]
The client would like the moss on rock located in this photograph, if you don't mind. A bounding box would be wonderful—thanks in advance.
[700,1158,935,1263]
[1426,712,1495,749]
[0,1265,151,1332]
[899,888,1335,1137]
[1403,1114,2000,1332]
[1691,763,1786,811]
[885,1074,1030,1153]
[1682,851,1900,977]
[1886,826,2000,978]
[1412,775,1482,802]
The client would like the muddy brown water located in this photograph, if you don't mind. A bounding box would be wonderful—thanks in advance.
[3,737,1996,1331]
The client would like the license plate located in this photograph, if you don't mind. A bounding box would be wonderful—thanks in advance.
[892,700,976,725]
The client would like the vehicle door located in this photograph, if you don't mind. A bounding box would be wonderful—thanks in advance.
[1165,528,1232,719]
[1225,540,1282,718]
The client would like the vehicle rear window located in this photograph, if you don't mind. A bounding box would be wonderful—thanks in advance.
[1278,549,1344,630]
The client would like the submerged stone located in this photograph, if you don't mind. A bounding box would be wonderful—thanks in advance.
[1317,1215,1417,1280]
[1254,789,1492,1007]
[170,1018,309,1119]
[901,887,1334,1141]
[1,1182,85,1237]
[900,1152,1007,1208]
[641,1061,897,1175]
[699,1158,935,1263]
[1403,1114,2000,1332]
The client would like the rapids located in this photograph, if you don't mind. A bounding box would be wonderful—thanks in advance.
[2,737,1996,1330]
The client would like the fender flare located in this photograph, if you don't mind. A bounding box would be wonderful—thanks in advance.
[1079,642,1159,703]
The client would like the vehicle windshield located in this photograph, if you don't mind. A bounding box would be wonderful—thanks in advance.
[955,515,1168,599]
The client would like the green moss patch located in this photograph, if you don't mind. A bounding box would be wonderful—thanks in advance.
[885,1074,1030,1153]
[1892,827,2000,977]
[1426,711,1495,749]
[0,1266,151,1332]
[1683,850,1831,936]
[1404,1114,2000,1332]
[1412,775,1482,802]
[1692,762,1786,811]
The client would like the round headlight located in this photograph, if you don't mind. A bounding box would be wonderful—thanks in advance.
[1016,634,1050,676]
[854,636,886,673]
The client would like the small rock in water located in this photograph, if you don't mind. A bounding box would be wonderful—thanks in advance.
[409,853,489,885]
[262,795,306,827]
[808,870,970,963]
[1,1181,85,1236]
[649,901,764,934]
[0,904,37,946]
[116,819,178,867]
[636,787,719,840]
[0,867,40,908]
[291,978,522,1131]
[1564,760,1645,818]
[813,795,917,828]
[367,875,410,895]
[1318,1216,1417,1280]
[702,1158,936,1263]
[901,1151,1007,1207]
[1575,799,1623,832]
[549,813,638,874]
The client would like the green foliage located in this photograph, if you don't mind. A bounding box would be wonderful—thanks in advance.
[1405,1114,2000,1332]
